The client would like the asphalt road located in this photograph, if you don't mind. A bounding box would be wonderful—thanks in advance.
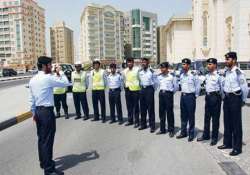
[0,78,30,90]
[0,91,249,175]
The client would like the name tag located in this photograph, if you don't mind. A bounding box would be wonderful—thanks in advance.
[74,78,81,82]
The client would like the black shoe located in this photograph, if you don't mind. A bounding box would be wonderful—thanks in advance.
[156,130,166,135]
[56,113,60,118]
[188,136,194,142]
[91,118,99,122]
[169,132,175,138]
[176,134,187,139]
[102,119,106,123]
[46,169,64,175]
[229,150,242,156]
[109,120,116,124]
[210,139,218,146]
[65,113,69,119]
[83,116,89,120]
[134,123,139,128]
[217,145,232,150]
[74,116,81,120]
[138,126,147,130]
[125,122,133,126]
[150,128,155,133]
[118,121,124,125]
[197,136,210,142]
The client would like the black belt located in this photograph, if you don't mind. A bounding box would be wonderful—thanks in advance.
[36,106,53,110]
[224,90,241,96]
[109,88,121,92]
[141,85,153,89]
[206,91,220,96]
[160,90,173,94]
[181,92,195,96]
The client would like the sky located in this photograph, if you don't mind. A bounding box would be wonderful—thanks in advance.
[37,0,192,57]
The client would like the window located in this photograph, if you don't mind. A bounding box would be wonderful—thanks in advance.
[143,17,150,31]
[202,11,208,47]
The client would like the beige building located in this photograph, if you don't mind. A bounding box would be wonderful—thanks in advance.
[160,0,250,63]
[0,0,46,69]
[80,3,124,63]
[50,21,74,64]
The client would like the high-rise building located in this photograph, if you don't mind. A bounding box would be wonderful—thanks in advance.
[80,3,124,64]
[0,0,45,69]
[50,21,74,64]
[125,9,158,62]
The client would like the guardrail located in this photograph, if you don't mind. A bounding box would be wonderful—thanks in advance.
[0,75,32,82]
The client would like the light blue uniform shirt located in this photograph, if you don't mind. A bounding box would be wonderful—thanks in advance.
[223,66,249,102]
[139,68,157,88]
[107,73,123,89]
[157,73,179,93]
[205,71,224,94]
[180,70,201,97]
[29,71,71,115]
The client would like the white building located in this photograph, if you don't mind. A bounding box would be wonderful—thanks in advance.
[0,0,46,69]
[161,0,250,63]
[125,9,158,62]
[80,3,124,63]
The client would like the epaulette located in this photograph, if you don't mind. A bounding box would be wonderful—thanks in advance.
[149,68,154,73]
[191,71,197,75]
[170,72,175,76]
[235,68,242,75]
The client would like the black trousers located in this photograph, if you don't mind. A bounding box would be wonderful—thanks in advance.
[35,106,56,174]
[92,90,106,120]
[109,88,123,122]
[54,93,68,114]
[140,86,155,129]
[125,88,140,124]
[159,91,174,132]
[73,92,89,118]
[223,93,243,151]
[180,93,196,137]
[203,93,221,139]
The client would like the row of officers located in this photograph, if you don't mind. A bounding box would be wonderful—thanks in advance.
[29,52,248,175]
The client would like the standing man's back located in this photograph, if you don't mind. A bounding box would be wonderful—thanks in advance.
[29,56,71,175]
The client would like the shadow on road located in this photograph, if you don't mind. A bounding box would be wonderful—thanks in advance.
[55,150,100,171]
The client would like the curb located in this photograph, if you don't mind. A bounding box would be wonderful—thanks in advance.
[0,76,32,82]
[0,111,32,132]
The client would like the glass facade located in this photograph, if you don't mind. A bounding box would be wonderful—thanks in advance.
[132,9,140,25]
[143,17,150,31]
[132,27,141,48]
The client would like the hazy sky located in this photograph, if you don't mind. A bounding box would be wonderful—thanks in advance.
[37,0,192,56]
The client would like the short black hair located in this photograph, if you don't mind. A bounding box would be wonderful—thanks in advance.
[160,62,169,68]
[141,57,149,62]
[93,60,101,66]
[37,56,52,71]
[110,63,116,68]
[126,58,134,63]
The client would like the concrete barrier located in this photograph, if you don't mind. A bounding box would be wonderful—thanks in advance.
[0,111,32,131]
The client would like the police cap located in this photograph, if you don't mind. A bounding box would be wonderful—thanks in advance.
[182,58,191,65]
[207,58,217,64]
[160,62,169,68]
[225,52,237,60]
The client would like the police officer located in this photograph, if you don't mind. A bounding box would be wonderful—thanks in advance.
[90,60,107,123]
[71,62,89,120]
[123,58,141,128]
[176,58,200,142]
[197,58,223,146]
[29,56,71,175]
[157,62,178,137]
[218,52,249,156]
[107,63,123,125]
[138,58,156,133]
[53,64,69,119]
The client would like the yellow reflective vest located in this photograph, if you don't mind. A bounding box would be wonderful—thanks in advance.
[92,69,105,90]
[124,67,141,91]
[72,71,87,93]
